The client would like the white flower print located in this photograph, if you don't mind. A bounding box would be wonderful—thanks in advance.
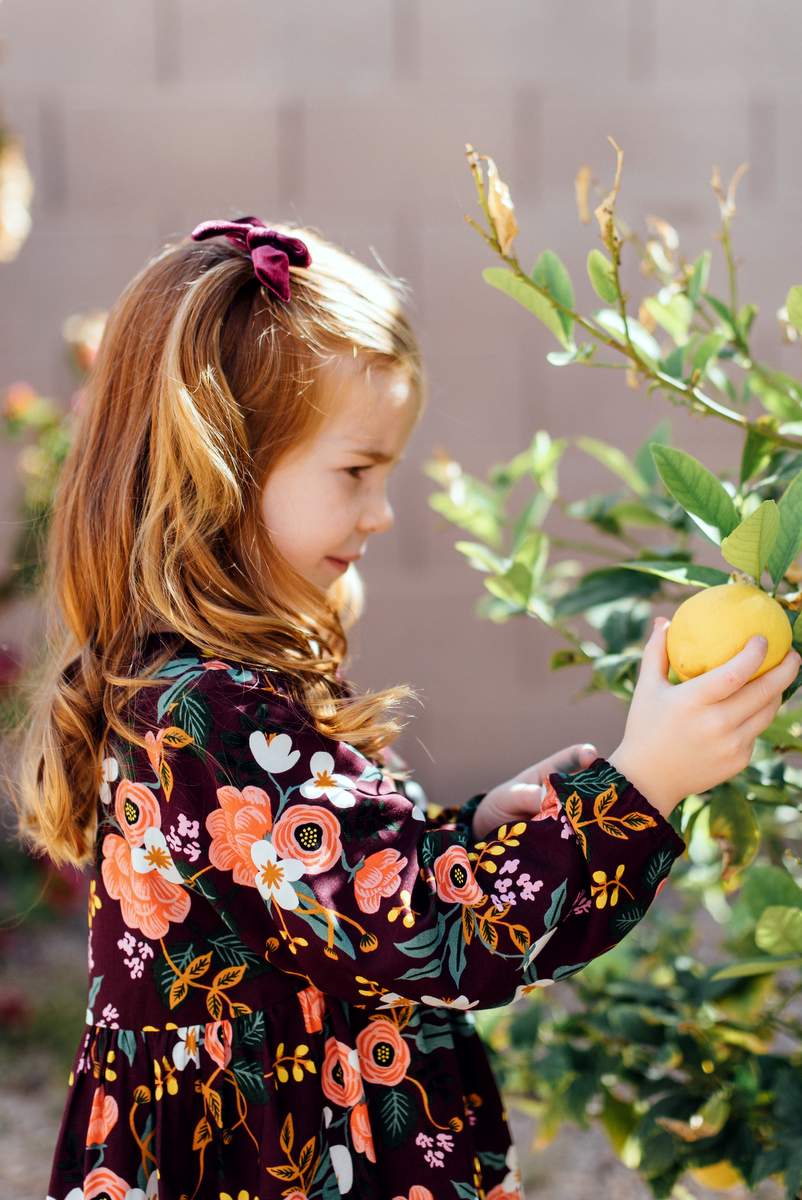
[250,730,301,774]
[101,1003,120,1028]
[522,925,560,970]
[329,1143,353,1194]
[166,812,201,862]
[419,994,479,1010]
[251,838,304,908]
[403,778,427,822]
[300,751,357,808]
[130,828,183,883]
[125,1169,160,1200]
[518,872,544,902]
[172,1025,202,1070]
[99,754,119,806]
[117,931,155,981]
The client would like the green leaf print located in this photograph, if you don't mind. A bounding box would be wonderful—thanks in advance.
[544,878,568,929]
[378,1088,416,1149]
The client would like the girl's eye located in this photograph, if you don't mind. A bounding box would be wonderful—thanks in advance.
[345,465,370,479]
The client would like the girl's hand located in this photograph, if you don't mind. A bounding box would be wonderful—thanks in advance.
[472,743,599,842]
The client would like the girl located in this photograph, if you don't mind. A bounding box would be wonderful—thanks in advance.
[11,215,797,1200]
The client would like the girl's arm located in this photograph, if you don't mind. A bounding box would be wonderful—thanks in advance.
[147,668,685,1012]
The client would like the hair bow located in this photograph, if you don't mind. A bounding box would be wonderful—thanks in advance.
[190,216,312,303]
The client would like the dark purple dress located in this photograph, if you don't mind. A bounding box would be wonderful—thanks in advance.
[45,633,686,1200]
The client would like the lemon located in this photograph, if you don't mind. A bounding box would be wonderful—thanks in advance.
[687,1160,743,1191]
[666,582,792,683]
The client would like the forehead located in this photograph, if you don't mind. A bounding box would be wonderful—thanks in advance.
[317,354,419,446]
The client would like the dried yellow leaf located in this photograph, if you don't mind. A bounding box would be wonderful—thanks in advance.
[486,157,519,255]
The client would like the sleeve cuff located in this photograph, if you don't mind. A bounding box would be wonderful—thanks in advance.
[546,756,686,865]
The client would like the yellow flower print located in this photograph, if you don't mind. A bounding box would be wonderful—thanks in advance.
[590,863,634,909]
[87,878,102,928]
[153,1055,179,1100]
[220,1192,259,1200]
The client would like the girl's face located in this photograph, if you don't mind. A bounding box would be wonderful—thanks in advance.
[260,355,419,592]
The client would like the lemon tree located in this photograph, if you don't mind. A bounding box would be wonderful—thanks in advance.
[428,143,802,1200]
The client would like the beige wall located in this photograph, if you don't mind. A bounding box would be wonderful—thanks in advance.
[2,0,801,805]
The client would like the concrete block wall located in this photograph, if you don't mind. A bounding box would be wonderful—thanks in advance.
[1,0,801,806]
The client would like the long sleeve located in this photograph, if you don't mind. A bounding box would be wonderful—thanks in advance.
[150,669,685,1012]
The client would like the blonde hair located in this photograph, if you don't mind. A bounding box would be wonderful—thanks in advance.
[8,221,426,869]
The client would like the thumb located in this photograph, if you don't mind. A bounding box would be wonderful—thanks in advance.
[640,616,670,682]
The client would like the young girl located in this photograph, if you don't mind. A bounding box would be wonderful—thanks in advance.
[13,215,798,1200]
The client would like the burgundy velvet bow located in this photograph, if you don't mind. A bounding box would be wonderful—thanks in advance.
[190,216,312,303]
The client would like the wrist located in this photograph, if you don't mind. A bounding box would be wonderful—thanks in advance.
[607,745,678,821]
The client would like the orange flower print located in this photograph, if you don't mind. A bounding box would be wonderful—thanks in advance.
[206,784,273,886]
[85,1085,118,1145]
[204,1020,233,1069]
[350,1100,377,1163]
[532,778,560,822]
[322,1036,363,1107]
[486,1184,523,1200]
[80,1166,131,1200]
[354,848,407,913]
[101,832,190,939]
[271,805,342,875]
[392,1188,436,1200]
[300,750,358,808]
[298,984,325,1033]
[283,1192,310,1200]
[114,780,161,847]
[356,1019,410,1087]
[433,845,483,906]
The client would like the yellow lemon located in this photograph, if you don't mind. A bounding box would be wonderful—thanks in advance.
[687,1160,743,1191]
[666,582,792,683]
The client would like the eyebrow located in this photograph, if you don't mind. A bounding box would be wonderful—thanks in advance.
[349,448,404,464]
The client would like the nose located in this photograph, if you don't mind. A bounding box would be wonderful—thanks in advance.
[358,492,394,536]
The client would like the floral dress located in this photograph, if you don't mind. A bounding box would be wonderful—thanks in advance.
[45,632,686,1200]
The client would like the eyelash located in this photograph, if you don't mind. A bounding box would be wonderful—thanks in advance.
[345,466,371,479]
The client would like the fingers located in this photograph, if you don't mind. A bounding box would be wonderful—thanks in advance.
[717,648,801,726]
[514,743,597,785]
[736,694,782,751]
[688,634,771,703]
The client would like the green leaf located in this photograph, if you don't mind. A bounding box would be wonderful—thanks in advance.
[708,788,761,873]
[767,467,802,585]
[720,499,780,582]
[587,249,618,303]
[593,309,661,367]
[650,444,740,545]
[617,560,731,588]
[687,250,711,306]
[740,425,776,486]
[755,905,802,955]
[553,567,661,618]
[711,956,802,981]
[736,864,802,919]
[546,341,595,367]
[575,436,650,496]
[633,419,672,486]
[786,285,802,334]
[484,561,533,607]
[658,345,685,380]
[454,542,508,574]
[690,331,727,374]
[483,267,569,348]
[703,292,737,337]
[642,293,693,344]
[532,250,575,342]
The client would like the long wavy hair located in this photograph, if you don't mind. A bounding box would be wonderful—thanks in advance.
[8,221,426,869]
